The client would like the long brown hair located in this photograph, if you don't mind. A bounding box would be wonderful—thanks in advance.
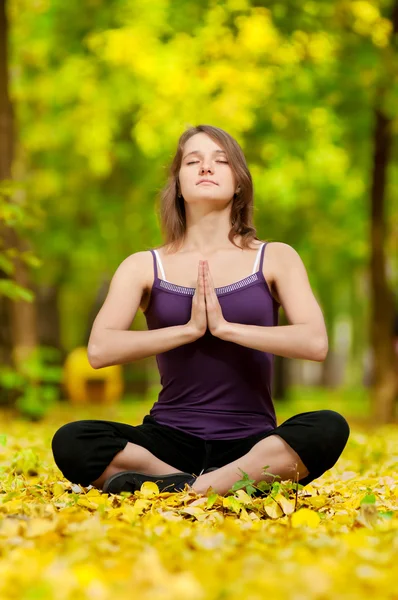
[156,125,261,253]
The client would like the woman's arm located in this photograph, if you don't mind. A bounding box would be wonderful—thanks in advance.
[87,252,197,369]
[216,243,328,361]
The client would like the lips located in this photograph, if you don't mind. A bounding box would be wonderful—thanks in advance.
[197,180,218,185]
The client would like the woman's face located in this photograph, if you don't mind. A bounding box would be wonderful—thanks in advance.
[178,133,237,205]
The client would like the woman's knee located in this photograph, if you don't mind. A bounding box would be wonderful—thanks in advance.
[51,421,85,482]
[299,410,350,486]
[317,410,350,470]
[322,410,350,448]
[51,420,129,487]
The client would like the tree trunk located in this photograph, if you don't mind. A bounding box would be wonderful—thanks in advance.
[0,0,14,375]
[0,0,38,377]
[369,0,398,422]
[35,283,63,352]
[349,269,369,387]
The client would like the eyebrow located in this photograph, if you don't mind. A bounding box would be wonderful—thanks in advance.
[182,149,227,160]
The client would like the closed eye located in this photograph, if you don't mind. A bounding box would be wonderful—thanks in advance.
[187,161,228,165]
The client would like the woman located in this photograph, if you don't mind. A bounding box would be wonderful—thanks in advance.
[51,125,350,497]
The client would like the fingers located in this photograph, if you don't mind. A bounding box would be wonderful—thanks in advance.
[196,261,205,302]
[203,261,210,293]
[200,261,206,303]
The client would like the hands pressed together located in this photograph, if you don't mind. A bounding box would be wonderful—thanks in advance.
[188,261,228,340]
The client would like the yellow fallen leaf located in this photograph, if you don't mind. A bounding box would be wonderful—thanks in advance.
[52,482,65,497]
[222,496,242,514]
[223,515,243,534]
[275,493,295,515]
[334,512,352,525]
[140,481,159,497]
[0,517,25,537]
[128,499,151,519]
[77,497,97,510]
[84,495,109,506]
[0,499,24,514]
[346,493,367,510]
[203,512,224,525]
[105,508,125,519]
[0,400,396,600]
[291,508,321,528]
[239,507,252,522]
[189,497,209,507]
[306,494,328,509]
[180,506,205,518]
[53,491,70,503]
[194,531,225,550]
[234,489,253,505]
[73,564,103,586]
[25,517,57,538]
[156,510,183,522]
[249,511,260,521]
[263,500,284,519]
[85,488,102,498]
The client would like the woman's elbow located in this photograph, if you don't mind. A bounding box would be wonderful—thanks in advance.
[87,343,103,369]
[312,336,328,362]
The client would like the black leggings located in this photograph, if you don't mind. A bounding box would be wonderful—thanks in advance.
[51,409,350,489]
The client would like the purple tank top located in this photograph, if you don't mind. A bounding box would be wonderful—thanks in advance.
[144,242,280,440]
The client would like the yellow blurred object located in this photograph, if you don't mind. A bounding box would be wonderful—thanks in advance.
[63,347,123,404]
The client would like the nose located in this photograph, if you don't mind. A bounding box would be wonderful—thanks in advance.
[200,161,213,174]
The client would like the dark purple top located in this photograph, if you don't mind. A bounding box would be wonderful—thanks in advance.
[143,242,280,440]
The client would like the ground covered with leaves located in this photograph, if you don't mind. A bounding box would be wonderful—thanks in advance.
[0,401,397,600]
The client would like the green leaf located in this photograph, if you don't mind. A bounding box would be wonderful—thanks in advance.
[19,251,43,269]
[0,253,15,275]
[256,480,272,493]
[377,511,393,519]
[0,279,35,302]
[360,493,376,505]
[0,367,25,389]
[206,493,218,509]
[245,485,257,496]
[229,469,257,496]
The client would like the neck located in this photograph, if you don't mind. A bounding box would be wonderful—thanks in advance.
[181,216,239,255]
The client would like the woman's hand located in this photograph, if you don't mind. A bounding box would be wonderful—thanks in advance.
[187,261,208,340]
[204,261,228,337]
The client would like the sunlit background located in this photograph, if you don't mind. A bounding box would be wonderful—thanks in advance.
[1,0,397,426]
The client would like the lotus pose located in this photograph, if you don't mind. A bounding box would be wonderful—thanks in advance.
[52,125,350,496]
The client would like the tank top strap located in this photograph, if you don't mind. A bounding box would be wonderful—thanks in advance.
[149,248,158,280]
[152,249,167,280]
[259,242,268,273]
[252,242,266,274]
[149,249,158,280]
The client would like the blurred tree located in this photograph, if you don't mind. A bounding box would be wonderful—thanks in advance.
[4,0,398,420]
[0,0,38,384]
[368,0,398,422]
[0,0,14,375]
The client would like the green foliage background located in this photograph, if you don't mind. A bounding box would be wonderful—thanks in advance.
[4,0,398,385]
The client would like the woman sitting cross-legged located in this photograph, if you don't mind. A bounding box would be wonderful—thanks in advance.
[51,124,350,497]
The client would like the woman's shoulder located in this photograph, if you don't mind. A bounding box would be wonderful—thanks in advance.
[260,240,302,277]
[249,239,295,252]
[116,250,155,278]
[264,241,300,258]
[116,250,156,291]
[263,243,308,290]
